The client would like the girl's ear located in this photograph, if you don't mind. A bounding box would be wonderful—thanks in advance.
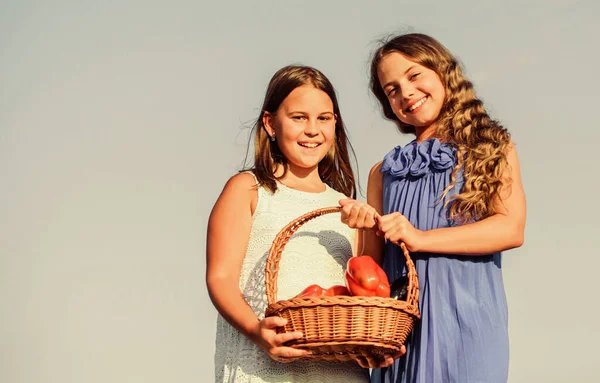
[262,111,276,138]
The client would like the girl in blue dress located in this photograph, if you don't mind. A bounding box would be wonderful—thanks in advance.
[340,33,527,383]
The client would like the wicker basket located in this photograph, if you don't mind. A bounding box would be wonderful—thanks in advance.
[264,206,420,362]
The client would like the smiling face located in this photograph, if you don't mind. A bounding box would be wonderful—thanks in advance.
[263,84,336,175]
[377,52,446,135]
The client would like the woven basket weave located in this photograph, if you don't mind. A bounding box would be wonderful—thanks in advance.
[264,206,420,362]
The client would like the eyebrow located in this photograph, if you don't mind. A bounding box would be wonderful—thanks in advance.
[382,65,417,90]
[288,111,334,115]
[404,65,417,75]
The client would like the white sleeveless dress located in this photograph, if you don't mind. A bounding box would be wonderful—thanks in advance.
[213,177,369,383]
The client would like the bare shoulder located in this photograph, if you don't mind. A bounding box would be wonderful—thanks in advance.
[368,161,384,188]
[504,140,522,170]
[366,161,384,210]
[213,172,258,215]
[505,139,521,156]
[223,172,258,192]
[369,161,384,176]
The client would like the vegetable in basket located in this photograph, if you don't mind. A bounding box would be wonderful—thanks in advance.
[389,275,409,301]
[323,284,350,296]
[294,284,350,298]
[344,255,390,298]
[294,284,324,298]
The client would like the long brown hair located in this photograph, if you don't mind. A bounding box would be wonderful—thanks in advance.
[243,65,357,198]
[369,33,511,223]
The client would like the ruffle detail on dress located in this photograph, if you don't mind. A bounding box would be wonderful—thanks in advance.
[380,138,456,178]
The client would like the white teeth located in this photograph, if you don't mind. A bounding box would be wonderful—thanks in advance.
[408,97,427,112]
[300,143,319,148]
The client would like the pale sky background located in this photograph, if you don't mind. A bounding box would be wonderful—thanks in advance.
[1,1,599,382]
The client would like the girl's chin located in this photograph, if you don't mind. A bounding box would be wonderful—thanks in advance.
[402,116,439,130]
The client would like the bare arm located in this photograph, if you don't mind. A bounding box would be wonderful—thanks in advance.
[340,162,386,264]
[379,142,527,255]
[206,173,307,360]
[362,162,386,264]
[206,173,258,337]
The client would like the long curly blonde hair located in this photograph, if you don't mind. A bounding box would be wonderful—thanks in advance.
[370,33,511,223]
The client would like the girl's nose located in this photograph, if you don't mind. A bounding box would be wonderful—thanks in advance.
[304,120,319,135]
[401,84,415,100]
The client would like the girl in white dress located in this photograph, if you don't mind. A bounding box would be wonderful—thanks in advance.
[206,65,385,382]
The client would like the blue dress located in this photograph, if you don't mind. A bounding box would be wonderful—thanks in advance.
[371,138,509,383]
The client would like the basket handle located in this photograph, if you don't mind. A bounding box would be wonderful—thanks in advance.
[398,241,419,309]
[265,206,419,309]
[373,214,420,309]
[265,207,341,305]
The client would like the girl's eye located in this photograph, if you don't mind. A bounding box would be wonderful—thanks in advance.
[409,73,420,80]
[387,88,397,97]
[318,116,332,121]
[292,115,306,121]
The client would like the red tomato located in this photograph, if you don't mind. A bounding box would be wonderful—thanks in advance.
[323,285,351,296]
[294,284,324,298]
[345,255,390,298]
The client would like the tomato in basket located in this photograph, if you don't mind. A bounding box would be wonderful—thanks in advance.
[345,255,390,298]
[293,284,324,298]
[323,285,351,296]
